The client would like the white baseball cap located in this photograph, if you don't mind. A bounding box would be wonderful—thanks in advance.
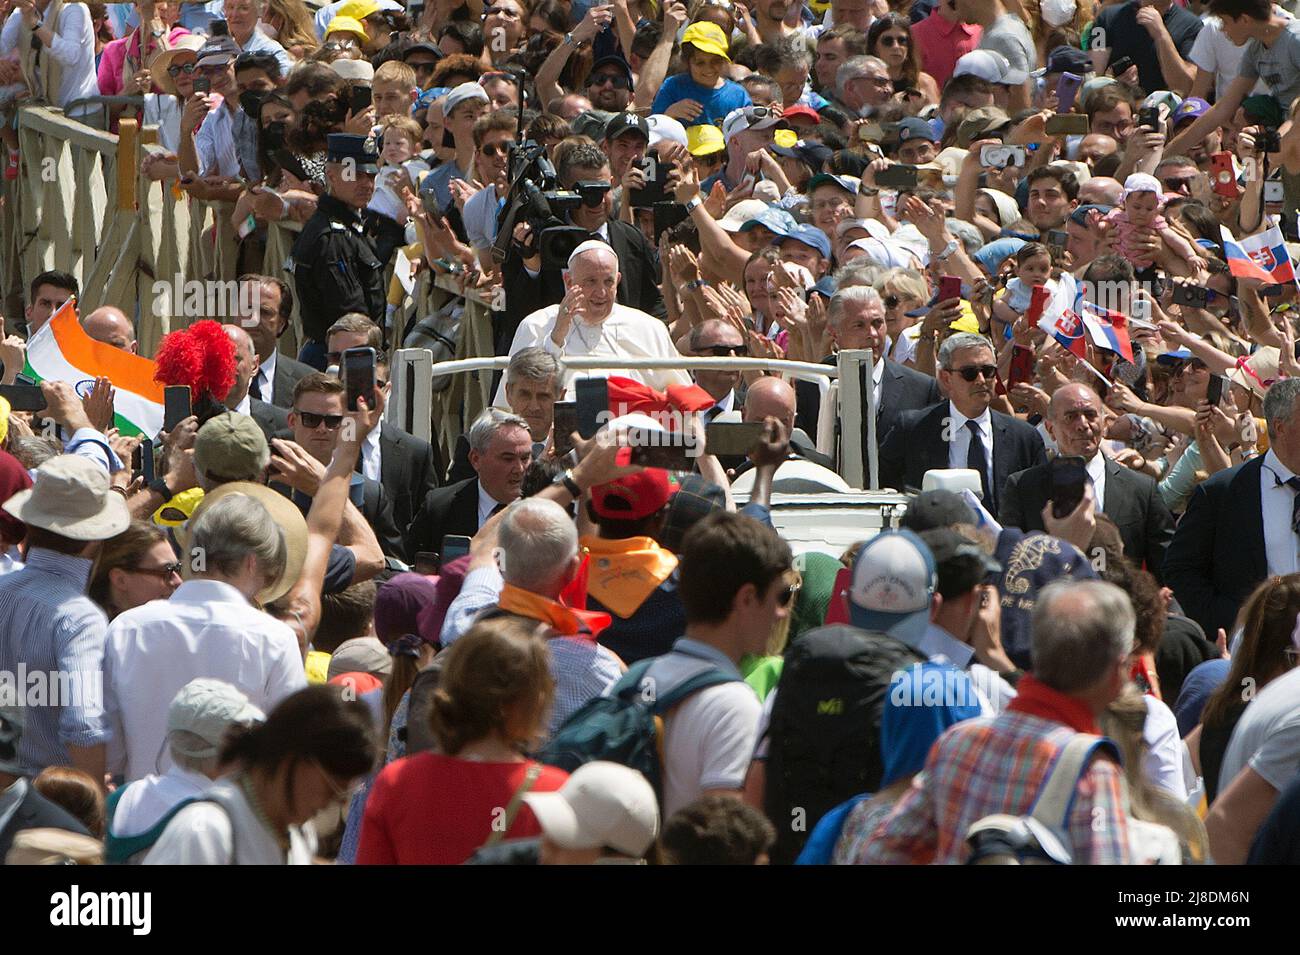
[718,199,772,232]
[645,114,688,148]
[722,105,782,143]
[952,50,1029,87]
[166,679,265,759]
[848,529,937,645]
[523,761,660,857]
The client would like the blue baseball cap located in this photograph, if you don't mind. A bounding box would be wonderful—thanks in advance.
[896,116,938,143]
[1156,348,1193,364]
[739,206,797,237]
[778,223,831,259]
[807,172,859,196]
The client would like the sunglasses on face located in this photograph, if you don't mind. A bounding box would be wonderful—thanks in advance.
[954,364,997,382]
[587,72,631,90]
[130,561,183,580]
[483,5,520,16]
[168,62,197,77]
[573,180,612,206]
[744,105,778,121]
[878,34,908,47]
[410,60,438,73]
[883,294,901,309]
[322,40,357,52]
[774,581,799,606]
[480,140,515,158]
[703,343,748,356]
[296,410,345,429]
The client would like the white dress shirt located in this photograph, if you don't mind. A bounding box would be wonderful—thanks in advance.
[104,579,307,782]
[1261,449,1300,576]
[946,401,994,491]
[1085,451,1107,512]
[361,421,383,484]
[0,5,99,116]
[477,481,506,528]
[870,357,885,412]
[233,392,253,417]
[254,350,278,403]
[494,302,692,406]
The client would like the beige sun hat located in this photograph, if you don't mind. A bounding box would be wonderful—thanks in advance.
[151,34,206,97]
[180,481,307,605]
[3,455,130,541]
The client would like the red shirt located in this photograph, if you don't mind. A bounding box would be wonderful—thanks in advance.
[356,752,569,865]
[910,10,982,89]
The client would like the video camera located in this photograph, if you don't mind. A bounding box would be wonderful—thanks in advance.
[492,138,590,272]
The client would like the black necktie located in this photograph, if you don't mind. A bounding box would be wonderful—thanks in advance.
[490,501,506,517]
[249,373,262,401]
[966,419,993,512]
[1287,477,1300,536]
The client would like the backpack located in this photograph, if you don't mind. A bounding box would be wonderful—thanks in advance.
[402,302,461,393]
[965,733,1182,865]
[762,624,927,866]
[534,651,740,797]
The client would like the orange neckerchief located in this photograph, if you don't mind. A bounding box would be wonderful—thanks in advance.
[497,582,611,638]
[580,536,678,619]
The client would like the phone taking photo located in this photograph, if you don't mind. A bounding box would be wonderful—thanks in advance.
[342,346,376,412]
[1049,455,1089,519]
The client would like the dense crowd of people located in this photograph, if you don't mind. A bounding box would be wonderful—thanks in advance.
[1,0,1300,867]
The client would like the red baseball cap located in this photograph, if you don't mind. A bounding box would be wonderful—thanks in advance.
[782,104,821,126]
[590,469,672,521]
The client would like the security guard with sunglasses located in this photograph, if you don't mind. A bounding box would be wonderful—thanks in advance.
[288,134,400,367]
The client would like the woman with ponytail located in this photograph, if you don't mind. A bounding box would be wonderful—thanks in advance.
[356,617,568,865]
[145,685,378,864]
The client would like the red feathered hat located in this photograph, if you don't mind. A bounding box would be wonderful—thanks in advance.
[153,320,236,404]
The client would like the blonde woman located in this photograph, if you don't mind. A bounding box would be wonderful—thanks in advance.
[263,0,319,62]
[875,267,929,366]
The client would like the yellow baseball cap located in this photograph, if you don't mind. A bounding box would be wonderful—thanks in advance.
[338,0,381,20]
[951,301,981,334]
[774,128,798,149]
[682,21,730,60]
[326,15,369,42]
[687,123,725,156]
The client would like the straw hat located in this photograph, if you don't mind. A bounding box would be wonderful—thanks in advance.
[151,34,206,97]
[180,482,307,605]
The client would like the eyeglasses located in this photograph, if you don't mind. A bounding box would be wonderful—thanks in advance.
[878,34,908,47]
[586,72,631,90]
[1161,175,1196,191]
[865,74,893,86]
[743,106,778,121]
[129,561,183,580]
[483,4,521,17]
[167,62,197,77]
[480,140,515,158]
[954,364,997,382]
[703,343,748,356]
[296,410,345,429]
[573,180,612,206]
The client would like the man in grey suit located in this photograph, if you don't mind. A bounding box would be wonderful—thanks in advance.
[999,383,1175,580]
[229,274,314,410]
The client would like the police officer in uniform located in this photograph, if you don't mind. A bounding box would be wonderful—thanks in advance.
[289,133,396,369]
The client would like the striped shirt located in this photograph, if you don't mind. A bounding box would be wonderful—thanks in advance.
[852,711,1132,864]
[0,548,111,774]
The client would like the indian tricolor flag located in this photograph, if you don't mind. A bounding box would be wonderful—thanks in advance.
[23,300,164,437]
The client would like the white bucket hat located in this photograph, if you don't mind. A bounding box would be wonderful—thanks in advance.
[3,455,130,541]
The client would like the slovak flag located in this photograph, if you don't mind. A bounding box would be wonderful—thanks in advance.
[1239,225,1297,285]
[1039,307,1087,359]
[1221,225,1280,283]
[1080,302,1135,363]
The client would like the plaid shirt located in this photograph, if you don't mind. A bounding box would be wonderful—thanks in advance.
[853,711,1132,864]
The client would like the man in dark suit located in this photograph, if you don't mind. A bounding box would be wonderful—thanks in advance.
[794,286,940,470]
[228,274,314,410]
[500,141,664,350]
[325,318,443,532]
[0,709,92,862]
[276,373,406,559]
[408,408,535,559]
[1000,383,1175,580]
[728,376,838,480]
[223,324,290,441]
[1165,379,1300,639]
[448,348,559,484]
[879,332,1047,511]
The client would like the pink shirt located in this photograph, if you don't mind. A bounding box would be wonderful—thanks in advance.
[97,26,190,97]
[1103,207,1198,270]
[911,10,981,90]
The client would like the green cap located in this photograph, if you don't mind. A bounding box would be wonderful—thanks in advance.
[193,412,270,483]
